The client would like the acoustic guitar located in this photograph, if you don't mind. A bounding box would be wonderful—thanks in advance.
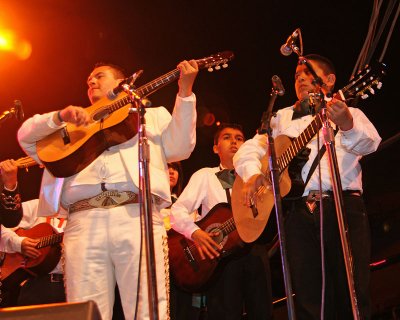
[35,51,234,178]
[0,223,64,291]
[231,62,387,243]
[168,203,246,292]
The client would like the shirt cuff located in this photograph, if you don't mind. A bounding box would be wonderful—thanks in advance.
[176,92,196,102]
[4,182,18,192]
[47,111,66,129]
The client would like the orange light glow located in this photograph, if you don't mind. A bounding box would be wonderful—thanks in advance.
[0,28,32,60]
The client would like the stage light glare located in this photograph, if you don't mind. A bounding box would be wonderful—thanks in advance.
[0,28,32,60]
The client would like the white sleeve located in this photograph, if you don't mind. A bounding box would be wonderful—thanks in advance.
[339,108,381,155]
[161,94,197,162]
[17,112,65,163]
[169,169,208,239]
[233,134,268,182]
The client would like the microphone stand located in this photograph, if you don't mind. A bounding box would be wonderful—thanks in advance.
[258,84,296,320]
[298,57,361,320]
[122,85,159,320]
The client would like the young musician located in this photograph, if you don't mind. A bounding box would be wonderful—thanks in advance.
[0,160,23,228]
[170,123,273,320]
[17,61,198,320]
[233,54,381,319]
[0,159,66,307]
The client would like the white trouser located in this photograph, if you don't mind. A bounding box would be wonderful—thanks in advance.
[63,203,169,320]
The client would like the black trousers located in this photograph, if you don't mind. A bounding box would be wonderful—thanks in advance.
[170,245,273,320]
[284,194,371,320]
[17,273,66,306]
[205,245,273,320]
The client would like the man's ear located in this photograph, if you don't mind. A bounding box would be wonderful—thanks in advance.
[327,74,336,87]
[213,145,219,154]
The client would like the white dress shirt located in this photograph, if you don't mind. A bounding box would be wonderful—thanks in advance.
[234,105,381,196]
[170,166,230,239]
[17,94,196,216]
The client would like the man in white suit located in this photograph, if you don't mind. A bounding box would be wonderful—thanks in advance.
[17,61,198,320]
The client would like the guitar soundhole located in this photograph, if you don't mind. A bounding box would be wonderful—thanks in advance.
[207,224,227,248]
[92,107,111,121]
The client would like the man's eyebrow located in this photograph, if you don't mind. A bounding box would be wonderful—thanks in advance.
[87,71,105,82]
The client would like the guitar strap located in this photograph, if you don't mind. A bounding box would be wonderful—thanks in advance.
[303,128,339,189]
[225,189,231,205]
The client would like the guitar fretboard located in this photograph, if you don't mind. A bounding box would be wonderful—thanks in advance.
[37,233,64,249]
[220,217,236,236]
[277,112,324,173]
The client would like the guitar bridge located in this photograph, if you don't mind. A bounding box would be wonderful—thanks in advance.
[180,239,199,272]
[61,127,71,145]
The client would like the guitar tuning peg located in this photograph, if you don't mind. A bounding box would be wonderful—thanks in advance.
[215,65,221,70]
[222,63,228,68]
[208,67,214,72]
[368,87,375,95]
[377,82,382,89]
[361,93,369,99]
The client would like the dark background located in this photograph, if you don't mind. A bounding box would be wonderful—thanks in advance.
[0,0,399,315]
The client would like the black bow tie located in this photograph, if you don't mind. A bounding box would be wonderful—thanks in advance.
[215,169,236,189]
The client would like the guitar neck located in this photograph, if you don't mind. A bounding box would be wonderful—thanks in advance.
[277,112,324,173]
[220,217,236,236]
[137,69,181,98]
[37,232,64,249]
[14,156,38,169]
[102,51,233,114]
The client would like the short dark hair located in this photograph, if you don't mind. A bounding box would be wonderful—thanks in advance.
[93,62,127,79]
[213,123,245,145]
[168,161,184,197]
[302,54,336,76]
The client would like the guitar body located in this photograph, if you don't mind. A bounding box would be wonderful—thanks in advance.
[0,223,63,291]
[168,203,245,292]
[37,98,138,177]
[231,135,292,243]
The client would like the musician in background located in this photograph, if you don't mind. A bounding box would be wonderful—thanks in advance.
[0,159,66,306]
[163,161,184,231]
[17,61,198,320]
[233,54,381,319]
[170,123,273,320]
[0,160,23,228]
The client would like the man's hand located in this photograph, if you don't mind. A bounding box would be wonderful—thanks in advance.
[0,159,18,190]
[191,229,221,260]
[53,106,90,126]
[326,98,353,131]
[21,238,41,259]
[241,173,270,207]
[177,60,199,98]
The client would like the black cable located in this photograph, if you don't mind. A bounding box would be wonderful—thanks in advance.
[379,1,400,62]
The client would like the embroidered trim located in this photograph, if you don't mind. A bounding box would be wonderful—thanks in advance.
[162,234,171,320]
[1,190,21,211]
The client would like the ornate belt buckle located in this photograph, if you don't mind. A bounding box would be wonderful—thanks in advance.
[88,191,131,209]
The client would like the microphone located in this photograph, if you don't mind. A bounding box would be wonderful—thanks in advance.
[280,29,299,56]
[12,100,24,121]
[272,75,285,96]
[107,70,144,100]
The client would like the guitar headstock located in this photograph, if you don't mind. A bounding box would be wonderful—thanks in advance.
[341,62,387,101]
[196,51,234,72]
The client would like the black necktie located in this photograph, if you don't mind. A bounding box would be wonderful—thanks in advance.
[215,169,236,189]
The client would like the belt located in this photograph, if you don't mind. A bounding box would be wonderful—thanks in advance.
[49,273,64,283]
[68,190,163,214]
[303,190,361,213]
[304,190,361,202]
